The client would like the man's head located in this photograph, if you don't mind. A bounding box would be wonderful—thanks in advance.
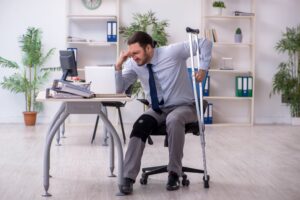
[127,31,155,66]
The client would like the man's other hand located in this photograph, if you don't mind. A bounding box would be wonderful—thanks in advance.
[195,69,206,82]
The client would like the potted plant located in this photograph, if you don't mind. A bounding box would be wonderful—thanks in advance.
[119,10,169,97]
[235,27,243,43]
[0,27,55,126]
[270,25,300,125]
[212,1,226,15]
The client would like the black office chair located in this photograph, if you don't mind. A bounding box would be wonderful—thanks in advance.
[91,85,133,144]
[137,99,210,188]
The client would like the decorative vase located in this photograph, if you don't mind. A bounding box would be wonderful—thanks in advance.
[214,7,223,16]
[291,117,300,126]
[235,34,243,43]
[23,111,37,126]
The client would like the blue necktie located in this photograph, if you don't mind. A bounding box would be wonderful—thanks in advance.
[147,63,163,114]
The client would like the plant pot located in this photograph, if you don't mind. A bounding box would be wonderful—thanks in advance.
[291,117,300,126]
[235,34,243,43]
[213,7,223,16]
[23,111,37,126]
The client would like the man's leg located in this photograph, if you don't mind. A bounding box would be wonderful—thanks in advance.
[121,109,166,194]
[165,104,197,191]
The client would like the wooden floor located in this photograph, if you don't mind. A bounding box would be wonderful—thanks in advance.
[0,123,299,200]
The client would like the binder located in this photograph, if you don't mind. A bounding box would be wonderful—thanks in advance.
[203,75,210,96]
[235,76,243,97]
[107,21,117,42]
[204,105,209,124]
[208,103,213,124]
[112,21,117,42]
[242,76,248,97]
[248,76,253,97]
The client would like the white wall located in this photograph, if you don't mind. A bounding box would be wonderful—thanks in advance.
[0,0,299,124]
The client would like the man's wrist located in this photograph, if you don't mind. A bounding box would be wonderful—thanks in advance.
[115,62,123,71]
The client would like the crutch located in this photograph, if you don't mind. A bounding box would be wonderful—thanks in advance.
[186,27,209,188]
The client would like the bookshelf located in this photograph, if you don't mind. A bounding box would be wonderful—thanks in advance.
[66,0,120,79]
[202,0,256,125]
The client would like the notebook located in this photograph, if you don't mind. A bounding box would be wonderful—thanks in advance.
[85,65,121,96]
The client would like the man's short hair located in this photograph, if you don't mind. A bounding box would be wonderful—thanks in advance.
[127,31,155,48]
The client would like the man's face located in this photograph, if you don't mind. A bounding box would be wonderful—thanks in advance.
[128,43,152,66]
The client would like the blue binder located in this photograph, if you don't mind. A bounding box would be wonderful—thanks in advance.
[107,21,117,42]
[203,76,210,96]
[242,76,248,97]
[208,103,213,124]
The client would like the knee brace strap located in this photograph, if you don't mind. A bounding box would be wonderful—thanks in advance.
[130,114,158,142]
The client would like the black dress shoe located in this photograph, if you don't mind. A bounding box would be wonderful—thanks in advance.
[166,171,180,191]
[120,177,135,195]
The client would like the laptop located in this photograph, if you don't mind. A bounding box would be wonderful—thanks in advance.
[85,66,126,97]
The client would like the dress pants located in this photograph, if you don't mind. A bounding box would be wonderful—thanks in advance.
[123,104,197,180]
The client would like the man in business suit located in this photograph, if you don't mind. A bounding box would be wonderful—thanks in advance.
[115,31,212,194]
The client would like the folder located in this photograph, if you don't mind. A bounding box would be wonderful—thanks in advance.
[242,77,248,97]
[235,76,243,97]
[204,105,209,124]
[107,21,117,42]
[203,75,210,96]
[112,21,117,42]
[208,103,213,124]
[248,76,253,97]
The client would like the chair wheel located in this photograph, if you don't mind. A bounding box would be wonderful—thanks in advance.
[182,179,190,186]
[203,175,210,188]
[140,174,148,185]
[181,174,190,186]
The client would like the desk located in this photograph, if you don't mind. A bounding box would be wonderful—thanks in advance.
[36,91,132,196]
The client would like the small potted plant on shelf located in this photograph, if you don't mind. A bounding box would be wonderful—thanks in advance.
[0,27,55,126]
[234,27,243,43]
[270,25,300,125]
[212,1,226,16]
[119,10,169,97]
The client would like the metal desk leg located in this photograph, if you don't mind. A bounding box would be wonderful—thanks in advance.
[98,109,124,193]
[47,103,65,137]
[61,122,66,138]
[108,131,116,177]
[42,104,69,197]
[56,127,61,146]
[101,106,109,146]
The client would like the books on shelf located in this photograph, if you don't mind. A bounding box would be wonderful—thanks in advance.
[234,11,255,16]
[204,28,218,42]
[235,76,253,97]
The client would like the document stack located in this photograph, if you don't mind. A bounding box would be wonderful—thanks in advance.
[47,79,95,99]
[235,76,253,97]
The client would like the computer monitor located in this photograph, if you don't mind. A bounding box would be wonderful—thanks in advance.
[59,50,78,81]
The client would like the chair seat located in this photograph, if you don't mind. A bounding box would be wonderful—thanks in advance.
[101,101,125,107]
[151,122,200,136]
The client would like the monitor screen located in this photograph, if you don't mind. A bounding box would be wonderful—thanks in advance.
[59,50,78,81]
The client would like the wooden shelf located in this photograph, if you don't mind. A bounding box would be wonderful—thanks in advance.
[213,42,253,47]
[67,15,117,20]
[67,41,117,46]
[209,69,252,74]
[204,15,254,20]
[204,96,253,100]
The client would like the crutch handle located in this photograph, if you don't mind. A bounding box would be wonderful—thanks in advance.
[186,27,199,34]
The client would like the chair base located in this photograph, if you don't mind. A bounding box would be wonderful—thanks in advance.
[140,165,209,188]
